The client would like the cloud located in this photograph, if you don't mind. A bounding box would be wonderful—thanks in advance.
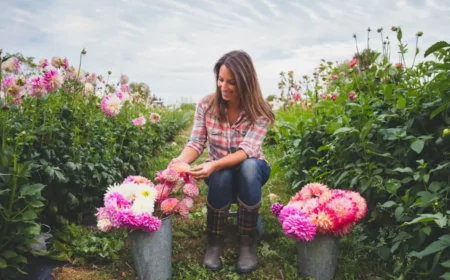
[0,0,449,104]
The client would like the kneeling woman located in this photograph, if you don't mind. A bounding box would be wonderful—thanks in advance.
[173,50,275,273]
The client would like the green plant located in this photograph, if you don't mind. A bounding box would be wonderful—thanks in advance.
[45,223,127,265]
[269,31,450,279]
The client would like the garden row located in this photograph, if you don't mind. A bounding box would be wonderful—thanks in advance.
[266,30,450,279]
[0,50,193,279]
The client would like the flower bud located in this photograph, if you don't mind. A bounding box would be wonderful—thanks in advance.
[443,128,450,136]
[377,28,383,33]
[391,26,398,31]
[81,48,87,55]
[416,31,423,37]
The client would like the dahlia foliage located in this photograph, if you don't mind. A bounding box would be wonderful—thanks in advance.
[271,183,367,242]
[96,159,197,233]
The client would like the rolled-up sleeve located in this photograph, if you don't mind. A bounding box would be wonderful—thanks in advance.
[185,102,207,155]
[238,117,269,158]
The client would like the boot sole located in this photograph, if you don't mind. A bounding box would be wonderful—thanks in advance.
[236,264,258,274]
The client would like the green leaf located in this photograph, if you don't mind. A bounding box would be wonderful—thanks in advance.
[0,189,11,196]
[381,201,396,208]
[20,184,45,197]
[395,206,404,219]
[429,182,444,192]
[2,250,18,259]
[25,223,41,236]
[393,231,413,243]
[424,41,450,57]
[30,201,45,208]
[397,28,403,41]
[21,209,37,221]
[410,139,425,154]
[404,213,447,228]
[325,122,342,134]
[333,127,353,135]
[397,96,406,109]
[440,272,450,280]
[430,103,449,119]
[408,235,450,258]
[423,226,432,236]
[361,120,373,140]
[441,259,450,268]
[394,167,413,173]
[0,257,6,268]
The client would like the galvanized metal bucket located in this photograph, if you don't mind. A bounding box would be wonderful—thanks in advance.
[129,215,172,280]
[296,235,339,280]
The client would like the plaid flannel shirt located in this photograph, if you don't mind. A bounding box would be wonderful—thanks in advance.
[185,95,269,162]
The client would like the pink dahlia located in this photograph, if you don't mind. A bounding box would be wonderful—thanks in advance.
[282,213,317,241]
[43,69,63,92]
[120,84,130,93]
[175,202,189,217]
[39,58,48,69]
[345,191,367,221]
[331,94,337,101]
[1,57,21,73]
[51,57,60,68]
[161,168,179,183]
[122,175,153,186]
[120,74,129,85]
[182,197,194,208]
[301,198,320,213]
[348,91,356,101]
[278,206,304,224]
[349,58,358,68]
[271,203,284,218]
[95,207,109,220]
[291,183,329,202]
[318,190,334,205]
[97,218,114,232]
[309,205,339,234]
[333,222,354,238]
[2,76,22,96]
[132,116,146,127]
[28,76,47,98]
[326,195,357,226]
[183,183,199,197]
[395,63,404,70]
[169,159,191,174]
[321,92,328,100]
[331,74,338,80]
[155,183,172,203]
[292,92,301,102]
[101,94,122,117]
[161,198,179,215]
[149,113,161,124]
[51,56,68,69]
[134,213,161,232]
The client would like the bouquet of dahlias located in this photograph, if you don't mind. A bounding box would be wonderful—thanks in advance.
[271,183,367,242]
[96,159,198,233]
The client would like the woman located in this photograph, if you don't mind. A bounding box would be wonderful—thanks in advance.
[173,50,275,273]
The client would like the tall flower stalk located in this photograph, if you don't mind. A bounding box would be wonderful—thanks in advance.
[412,31,423,68]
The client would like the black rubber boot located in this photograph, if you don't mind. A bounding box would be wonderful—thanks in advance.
[202,202,230,271]
[236,199,261,274]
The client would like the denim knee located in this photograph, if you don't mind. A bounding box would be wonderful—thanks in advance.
[237,159,271,206]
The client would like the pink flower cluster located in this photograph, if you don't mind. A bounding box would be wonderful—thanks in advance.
[271,183,367,242]
[153,160,198,218]
[1,57,21,74]
[96,176,161,233]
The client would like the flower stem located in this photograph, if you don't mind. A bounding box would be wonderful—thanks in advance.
[412,36,419,68]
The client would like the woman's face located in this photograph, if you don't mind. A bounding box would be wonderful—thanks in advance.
[218,65,239,104]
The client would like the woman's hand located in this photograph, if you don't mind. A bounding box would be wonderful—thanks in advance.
[187,162,217,180]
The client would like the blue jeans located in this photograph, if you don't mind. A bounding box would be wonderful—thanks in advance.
[204,159,271,209]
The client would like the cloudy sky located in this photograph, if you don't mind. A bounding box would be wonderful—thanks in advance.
[1,0,450,104]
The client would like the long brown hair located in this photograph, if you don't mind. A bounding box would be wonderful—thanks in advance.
[208,50,275,125]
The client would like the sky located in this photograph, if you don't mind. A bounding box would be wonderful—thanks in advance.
[1,0,450,105]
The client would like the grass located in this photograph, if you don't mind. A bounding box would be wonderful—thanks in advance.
[53,123,388,279]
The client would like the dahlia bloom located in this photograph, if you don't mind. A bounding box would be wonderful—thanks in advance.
[182,197,194,208]
[101,94,122,117]
[331,74,338,80]
[183,183,199,197]
[348,91,356,101]
[149,113,161,124]
[271,203,284,218]
[161,168,179,183]
[84,82,94,95]
[331,94,337,101]
[349,58,359,68]
[320,92,328,100]
[161,198,179,215]
[292,92,302,102]
[278,206,304,224]
[115,91,130,102]
[2,76,23,96]
[132,115,146,127]
[120,74,129,85]
[282,213,316,241]
[169,159,190,174]
[1,57,21,73]
[43,69,63,92]
[120,84,130,93]
[28,76,47,98]
[39,58,48,69]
